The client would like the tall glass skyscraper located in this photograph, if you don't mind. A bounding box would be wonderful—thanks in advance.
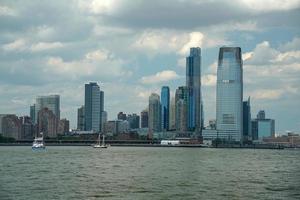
[216,47,243,142]
[161,86,170,131]
[84,82,104,132]
[186,47,202,136]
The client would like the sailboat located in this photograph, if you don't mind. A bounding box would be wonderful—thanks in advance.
[93,134,108,148]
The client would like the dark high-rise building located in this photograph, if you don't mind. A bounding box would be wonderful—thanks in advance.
[257,110,265,120]
[243,97,251,141]
[141,110,148,128]
[117,112,127,120]
[161,86,170,131]
[84,82,104,132]
[251,119,258,140]
[30,104,36,124]
[127,114,140,129]
[216,47,243,142]
[186,47,202,135]
[77,106,85,131]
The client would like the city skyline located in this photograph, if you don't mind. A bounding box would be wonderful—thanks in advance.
[0,0,299,134]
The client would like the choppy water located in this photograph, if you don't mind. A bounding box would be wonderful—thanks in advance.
[0,146,299,200]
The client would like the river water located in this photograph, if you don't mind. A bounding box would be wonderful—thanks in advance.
[0,146,299,200]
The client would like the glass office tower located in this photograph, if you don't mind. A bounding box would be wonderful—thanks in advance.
[161,86,170,131]
[216,47,243,142]
[35,95,60,124]
[186,47,202,136]
[84,82,102,132]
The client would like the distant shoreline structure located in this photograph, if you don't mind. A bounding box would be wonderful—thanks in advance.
[0,143,286,149]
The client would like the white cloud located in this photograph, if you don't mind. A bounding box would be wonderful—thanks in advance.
[2,39,27,51]
[78,0,118,15]
[0,5,17,16]
[202,74,217,86]
[140,70,180,84]
[30,42,64,52]
[85,49,111,61]
[241,0,300,11]
[279,37,300,51]
[179,32,204,55]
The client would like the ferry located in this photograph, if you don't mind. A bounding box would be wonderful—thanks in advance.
[32,133,45,150]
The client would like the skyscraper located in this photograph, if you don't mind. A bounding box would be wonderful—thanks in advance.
[186,47,202,136]
[35,95,60,123]
[38,108,58,138]
[257,110,265,120]
[243,97,251,141]
[175,86,188,131]
[161,86,170,131]
[141,109,148,128]
[169,97,176,130]
[216,47,243,142]
[148,93,161,133]
[127,114,140,129]
[30,104,35,124]
[84,82,103,132]
[77,106,85,131]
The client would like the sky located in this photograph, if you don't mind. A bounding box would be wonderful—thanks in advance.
[0,0,299,134]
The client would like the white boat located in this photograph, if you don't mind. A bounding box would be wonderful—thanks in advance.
[93,134,108,148]
[32,133,45,150]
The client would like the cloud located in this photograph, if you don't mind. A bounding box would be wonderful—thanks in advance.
[279,37,300,51]
[202,74,217,86]
[140,70,180,84]
[30,42,64,52]
[2,39,27,51]
[241,0,300,11]
[0,5,17,16]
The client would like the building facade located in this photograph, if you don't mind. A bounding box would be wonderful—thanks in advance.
[0,114,22,140]
[216,47,243,142]
[175,86,188,132]
[148,93,161,133]
[127,114,140,129]
[161,86,170,131]
[35,95,60,124]
[77,106,85,131]
[141,110,148,128]
[169,97,176,130]
[37,108,58,138]
[186,47,202,135]
[243,97,251,141]
[84,82,103,132]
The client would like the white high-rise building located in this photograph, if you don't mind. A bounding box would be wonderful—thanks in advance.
[216,47,243,142]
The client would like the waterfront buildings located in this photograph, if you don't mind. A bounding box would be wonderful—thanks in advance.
[216,47,243,142]
[58,118,70,135]
[0,114,22,140]
[30,105,36,124]
[20,116,35,139]
[141,110,148,128]
[186,47,202,135]
[117,112,127,121]
[252,110,275,139]
[104,120,129,135]
[161,86,170,131]
[35,95,60,124]
[37,108,58,138]
[77,106,85,131]
[148,93,161,133]
[84,82,104,132]
[127,114,140,129]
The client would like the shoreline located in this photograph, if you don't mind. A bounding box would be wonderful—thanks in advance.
[0,143,287,149]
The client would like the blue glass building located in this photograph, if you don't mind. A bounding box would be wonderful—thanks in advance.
[84,82,103,132]
[216,47,243,142]
[161,86,170,130]
[186,47,202,135]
